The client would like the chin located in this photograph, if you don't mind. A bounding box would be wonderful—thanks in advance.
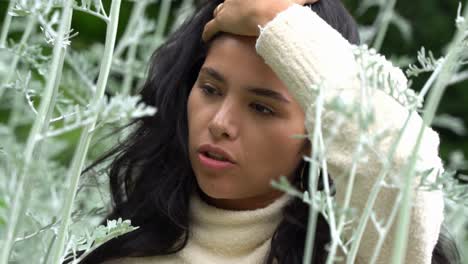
[195,178,240,200]
[197,182,234,199]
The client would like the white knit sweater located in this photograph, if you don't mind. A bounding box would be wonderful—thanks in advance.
[108,4,444,264]
[108,192,292,264]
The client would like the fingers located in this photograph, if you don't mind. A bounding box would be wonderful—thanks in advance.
[213,2,224,17]
[202,19,218,42]
[203,0,317,43]
[203,3,224,42]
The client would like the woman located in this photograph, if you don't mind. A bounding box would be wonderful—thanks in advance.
[80,0,460,263]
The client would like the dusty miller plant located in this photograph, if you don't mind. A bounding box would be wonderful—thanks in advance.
[0,0,467,264]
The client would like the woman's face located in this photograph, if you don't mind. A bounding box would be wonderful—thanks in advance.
[187,34,308,210]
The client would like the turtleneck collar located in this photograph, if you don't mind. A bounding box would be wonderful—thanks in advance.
[188,191,292,257]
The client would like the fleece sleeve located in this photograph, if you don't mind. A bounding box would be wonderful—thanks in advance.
[255,4,444,264]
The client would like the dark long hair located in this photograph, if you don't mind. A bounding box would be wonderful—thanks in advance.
[78,0,459,263]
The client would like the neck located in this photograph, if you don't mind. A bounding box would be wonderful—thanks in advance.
[199,189,287,210]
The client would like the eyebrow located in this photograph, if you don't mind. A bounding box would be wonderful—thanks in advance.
[200,67,291,104]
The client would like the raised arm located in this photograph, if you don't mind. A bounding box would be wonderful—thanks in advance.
[255,4,444,263]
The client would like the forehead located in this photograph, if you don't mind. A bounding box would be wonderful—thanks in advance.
[204,34,285,87]
[207,34,258,59]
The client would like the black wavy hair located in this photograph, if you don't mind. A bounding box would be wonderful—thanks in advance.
[78,0,460,263]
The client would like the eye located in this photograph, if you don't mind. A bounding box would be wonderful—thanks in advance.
[200,84,221,96]
[250,103,274,116]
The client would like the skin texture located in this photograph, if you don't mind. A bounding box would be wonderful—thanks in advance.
[187,34,309,210]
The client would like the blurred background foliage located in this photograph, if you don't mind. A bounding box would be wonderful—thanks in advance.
[345,0,468,163]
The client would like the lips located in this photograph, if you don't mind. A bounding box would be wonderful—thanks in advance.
[197,144,236,164]
[197,152,235,170]
[196,144,236,170]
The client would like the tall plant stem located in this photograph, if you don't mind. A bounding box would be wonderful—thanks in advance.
[326,145,362,263]
[0,0,14,48]
[303,88,324,264]
[7,19,40,128]
[0,16,36,99]
[156,0,172,37]
[319,130,340,264]
[154,0,172,46]
[345,112,413,264]
[121,0,149,94]
[121,43,137,95]
[170,0,194,32]
[369,192,402,263]
[373,0,398,52]
[0,1,73,263]
[114,0,149,59]
[49,1,122,263]
[327,67,373,263]
[391,3,468,264]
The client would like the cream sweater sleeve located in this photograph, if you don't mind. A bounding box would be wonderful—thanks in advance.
[256,4,444,264]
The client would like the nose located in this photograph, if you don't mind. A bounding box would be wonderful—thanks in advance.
[208,100,239,141]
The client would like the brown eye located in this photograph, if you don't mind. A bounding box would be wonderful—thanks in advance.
[250,103,274,116]
[200,85,220,96]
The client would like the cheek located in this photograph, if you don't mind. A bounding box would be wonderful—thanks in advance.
[187,89,202,148]
[187,88,217,151]
[187,88,198,122]
[243,121,306,179]
[187,89,204,132]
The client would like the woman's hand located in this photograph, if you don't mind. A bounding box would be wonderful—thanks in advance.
[202,0,319,42]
